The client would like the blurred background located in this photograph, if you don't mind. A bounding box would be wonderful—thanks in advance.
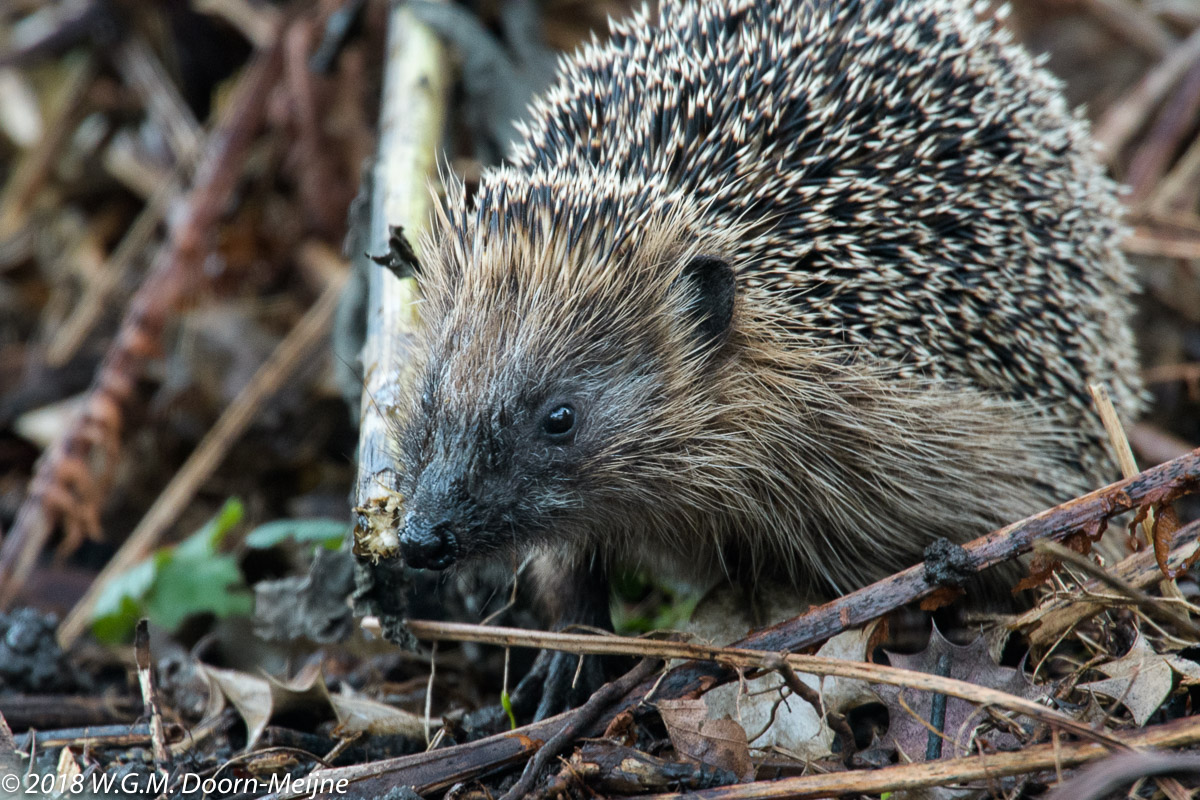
[0,0,1197,771]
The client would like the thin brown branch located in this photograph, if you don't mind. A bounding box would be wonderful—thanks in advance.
[400,620,1113,746]
[760,654,856,761]
[499,658,661,800]
[636,713,1200,800]
[1094,25,1200,160]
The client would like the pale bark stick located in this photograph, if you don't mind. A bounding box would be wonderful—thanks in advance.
[352,0,449,547]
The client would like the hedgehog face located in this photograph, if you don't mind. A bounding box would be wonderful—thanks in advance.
[394,372,596,570]
[394,324,648,570]
[392,228,739,572]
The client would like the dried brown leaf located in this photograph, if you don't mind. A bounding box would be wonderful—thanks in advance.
[874,625,1049,761]
[1078,633,1176,725]
[658,697,754,782]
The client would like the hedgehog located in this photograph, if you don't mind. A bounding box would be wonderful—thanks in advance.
[388,0,1144,718]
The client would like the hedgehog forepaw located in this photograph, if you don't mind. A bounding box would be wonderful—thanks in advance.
[512,647,608,721]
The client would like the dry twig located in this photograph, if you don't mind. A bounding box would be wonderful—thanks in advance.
[1094,25,1200,159]
[638,713,1200,799]
[498,658,661,800]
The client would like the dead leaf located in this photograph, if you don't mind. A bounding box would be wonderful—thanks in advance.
[265,662,336,718]
[683,584,880,761]
[199,663,432,747]
[330,687,429,738]
[1078,633,1176,725]
[1165,652,1200,685]
[873,624,1049,762]
[202,666,274,748]
[658,698,753,782]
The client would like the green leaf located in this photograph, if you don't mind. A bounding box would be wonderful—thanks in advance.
[610,570,701,635]
[91,594,145,645]
[145,551,253,631]
[177,497,244,561]
[91,558,159,644]
[90,498,251,642]
[244,518,348,550]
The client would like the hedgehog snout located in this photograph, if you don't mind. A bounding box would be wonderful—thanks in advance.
[399,511,459,570]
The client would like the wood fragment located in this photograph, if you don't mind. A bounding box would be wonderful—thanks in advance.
[352,0,449,560]
[134,620,170,773]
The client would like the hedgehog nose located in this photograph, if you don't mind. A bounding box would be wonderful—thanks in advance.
[399,515,458,570]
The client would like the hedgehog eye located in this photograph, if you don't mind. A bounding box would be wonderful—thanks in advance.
[541,404,577,441]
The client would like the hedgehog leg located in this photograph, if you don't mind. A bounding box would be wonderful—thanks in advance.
[510,555,613,721]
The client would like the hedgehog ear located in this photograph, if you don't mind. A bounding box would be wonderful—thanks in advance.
[672,255,736,350]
